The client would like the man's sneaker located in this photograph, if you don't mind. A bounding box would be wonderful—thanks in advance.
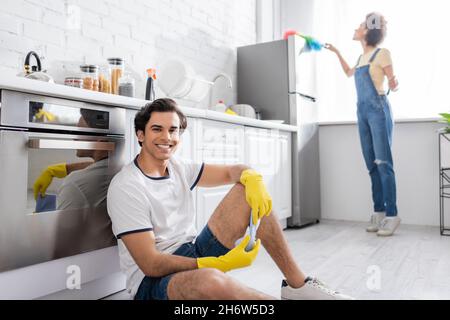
[366,212,385,232]
[377,216,401,236]
[280,277,354,300]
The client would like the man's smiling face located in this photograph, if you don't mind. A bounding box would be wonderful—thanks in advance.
[137,111,181,161]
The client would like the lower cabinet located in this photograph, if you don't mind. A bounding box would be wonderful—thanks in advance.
[195,120,245,231]
[244,127,292,220]
[273,130,292,220]
[125,109,140,162]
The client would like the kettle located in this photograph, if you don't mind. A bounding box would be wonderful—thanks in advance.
[17,51,54,83]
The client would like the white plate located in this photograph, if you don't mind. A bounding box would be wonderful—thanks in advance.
[265,120,285,124]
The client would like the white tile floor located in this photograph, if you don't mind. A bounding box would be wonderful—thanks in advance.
[105,220,450,300]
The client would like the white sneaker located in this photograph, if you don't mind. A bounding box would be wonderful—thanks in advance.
[366,212,386,232]
[377,216,401,237]
[281,277,354,300]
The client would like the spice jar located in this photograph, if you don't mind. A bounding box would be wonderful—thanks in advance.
[118,73,135,98]
[107,58,124,95]
[64,77,83,88]
[80,64,99,91]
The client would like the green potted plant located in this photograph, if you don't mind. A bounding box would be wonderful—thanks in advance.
[439,113,450,133]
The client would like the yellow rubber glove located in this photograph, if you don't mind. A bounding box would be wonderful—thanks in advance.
[35,109,56,122]
[225,108,238,116]
[197,235,261,272]
[240,169,273,225]
[33,163,67,199]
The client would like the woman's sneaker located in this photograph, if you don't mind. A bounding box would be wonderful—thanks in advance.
[281,277,354,300]
[377,216,401,236]
[366,212,385,232]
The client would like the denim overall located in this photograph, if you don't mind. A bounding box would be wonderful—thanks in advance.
[355,48,398,216]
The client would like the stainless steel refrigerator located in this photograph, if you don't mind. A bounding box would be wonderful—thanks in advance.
[237,36,320,228]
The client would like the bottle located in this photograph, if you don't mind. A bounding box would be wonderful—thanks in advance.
[118,73,135,98]
[212,100,227,113]
[145,68,156,101]
[107,58,124,95]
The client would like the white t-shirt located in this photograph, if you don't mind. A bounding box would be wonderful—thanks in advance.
[57,159,111,210]
[107,156,204,296]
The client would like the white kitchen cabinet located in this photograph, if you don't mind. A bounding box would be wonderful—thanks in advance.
[273,130,292,219]
[125,109,140,162]
[195,120,245,231]
[244,127,292,220]
[175,117,197,160]
[244,127,277,197]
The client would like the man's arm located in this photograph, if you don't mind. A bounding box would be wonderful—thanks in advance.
[121,231,198,278]
[196,164,250,188]
[121,230,260,277]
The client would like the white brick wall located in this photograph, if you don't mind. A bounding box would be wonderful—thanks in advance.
[0,0,257,107]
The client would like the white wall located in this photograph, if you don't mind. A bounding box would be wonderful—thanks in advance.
[0,0,257,107]
[319,121,449,226]
[279,0,314,37]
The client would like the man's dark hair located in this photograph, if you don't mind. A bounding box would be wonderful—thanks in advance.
[134,98,187,147]
[365,12,387,47]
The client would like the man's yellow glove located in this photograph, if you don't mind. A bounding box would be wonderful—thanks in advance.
[33,163,67,199]
[197,235,261,272]
[35,109,56,122]
[240,169,273,225]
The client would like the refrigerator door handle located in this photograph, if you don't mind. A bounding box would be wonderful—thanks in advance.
[289,91,316,103]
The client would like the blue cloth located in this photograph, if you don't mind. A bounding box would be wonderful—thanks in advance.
[134,224,230,300]
[354,48,398,217]
[35,194,57,213]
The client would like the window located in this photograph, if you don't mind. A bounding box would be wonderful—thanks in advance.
[311,0,449,121]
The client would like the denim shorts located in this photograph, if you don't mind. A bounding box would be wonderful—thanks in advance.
[134,225,230,300]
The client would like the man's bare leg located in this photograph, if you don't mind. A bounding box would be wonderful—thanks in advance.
[167,268,274,299]
[207,183,306,288]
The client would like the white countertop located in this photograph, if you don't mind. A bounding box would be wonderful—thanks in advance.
[319,117,442,126]
[0,75,298,132]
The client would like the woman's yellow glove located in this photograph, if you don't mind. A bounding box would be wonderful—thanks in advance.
[33,163,67,199]
[197,235,261,272]
[240,169,273,225]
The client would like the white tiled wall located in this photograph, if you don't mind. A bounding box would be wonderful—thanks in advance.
[0,0,257,106]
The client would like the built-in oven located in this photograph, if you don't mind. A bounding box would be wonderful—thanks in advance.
[0,90,126,272]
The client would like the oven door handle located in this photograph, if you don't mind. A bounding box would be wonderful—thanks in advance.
[28,138,116,151]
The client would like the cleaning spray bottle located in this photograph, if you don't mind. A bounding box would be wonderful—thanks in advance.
[145,68,156,101]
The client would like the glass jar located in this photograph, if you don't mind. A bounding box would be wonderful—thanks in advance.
[118,73,135,98]
[107,58,124,95]
[98,66,111,94]
[80,64,99,91]
[64,77,83,88]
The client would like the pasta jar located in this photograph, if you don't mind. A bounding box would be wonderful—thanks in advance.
[98,66,111,94]
[80,64,99,91]
[107,58,124,95]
